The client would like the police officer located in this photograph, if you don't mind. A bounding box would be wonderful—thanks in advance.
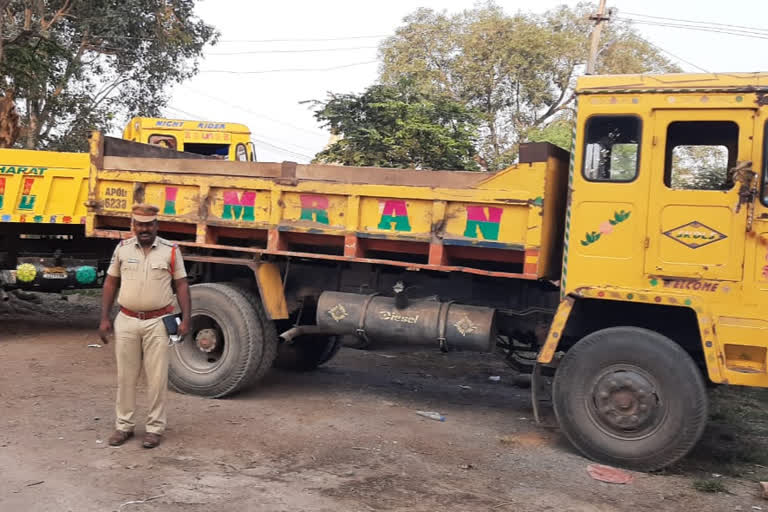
[98,204,192,449]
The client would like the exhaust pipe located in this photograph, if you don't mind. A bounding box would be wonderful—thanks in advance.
[316,291,496,352]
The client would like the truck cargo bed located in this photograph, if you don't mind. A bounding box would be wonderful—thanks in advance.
[88,136,569,281]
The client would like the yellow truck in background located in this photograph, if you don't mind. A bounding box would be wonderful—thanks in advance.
[122,117,256,161]
[6,73,768,472]
[0,117,255,290]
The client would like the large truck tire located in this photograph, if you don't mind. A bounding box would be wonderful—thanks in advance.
[552,326,707,472]
[274,335,342,372]
[168,283,277,398]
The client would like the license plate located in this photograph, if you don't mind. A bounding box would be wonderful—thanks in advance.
[43,272,67,279]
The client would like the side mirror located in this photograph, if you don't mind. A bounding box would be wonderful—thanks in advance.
[731,161,758,230]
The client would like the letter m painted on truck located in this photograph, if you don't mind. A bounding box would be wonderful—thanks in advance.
[222,190,256,222]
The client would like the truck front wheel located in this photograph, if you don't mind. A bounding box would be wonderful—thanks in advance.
[552,326,708,471]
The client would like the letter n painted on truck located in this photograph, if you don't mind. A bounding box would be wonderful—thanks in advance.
[222,190,256,221]
[464,205,502,241]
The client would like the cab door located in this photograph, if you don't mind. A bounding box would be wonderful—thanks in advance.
[644,109,755,281]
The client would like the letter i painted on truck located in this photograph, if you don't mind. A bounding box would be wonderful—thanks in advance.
[163,187,178,215]
[222,190,256,221]
[299,195,330,224]
[377,200,411,232]
[18,177,37,211]
[464,205,502,241]
[0,177,5,209]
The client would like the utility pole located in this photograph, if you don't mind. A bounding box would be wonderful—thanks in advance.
[586,0,611,75]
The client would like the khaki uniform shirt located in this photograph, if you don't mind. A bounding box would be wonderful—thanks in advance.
[107,236,187,312]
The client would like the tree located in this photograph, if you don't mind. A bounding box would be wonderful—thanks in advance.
[670,145,729,190]
[526,116,573,151]
[378,2,680,170]
[311,79,480,170]
[0,0,217,151]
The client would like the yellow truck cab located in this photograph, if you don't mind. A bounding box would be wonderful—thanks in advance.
[540,72,768,384]
[529,72,768,470]
[122,117,256,161]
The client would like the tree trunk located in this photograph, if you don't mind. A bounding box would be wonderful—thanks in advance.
[24,97,39,148]
[0,89,20,147]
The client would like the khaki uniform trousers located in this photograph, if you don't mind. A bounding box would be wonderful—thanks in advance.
[114,312,170,434]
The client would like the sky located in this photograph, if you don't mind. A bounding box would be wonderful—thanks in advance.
[157,0,768,163]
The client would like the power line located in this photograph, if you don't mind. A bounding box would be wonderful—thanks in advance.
[32,32,387,43]
[217,35,387,43]
[619,17,768,40]
[621,11,768,35]
[199,60,378,75]
[184,87,326,138]
[164,105,208,120]
[163,105,315,160]
[250,137,313,160]
[622,17,768,38]
[208,45,378,56]
[641,39,710,73]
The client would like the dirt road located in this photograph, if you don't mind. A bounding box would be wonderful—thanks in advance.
[1,293,766,511]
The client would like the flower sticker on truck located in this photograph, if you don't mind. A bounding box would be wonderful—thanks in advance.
[581,210,631,247]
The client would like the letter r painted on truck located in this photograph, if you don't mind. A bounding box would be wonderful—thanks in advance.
[299,195,330,224]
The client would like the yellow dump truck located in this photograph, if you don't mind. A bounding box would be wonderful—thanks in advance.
[7,72,768,471]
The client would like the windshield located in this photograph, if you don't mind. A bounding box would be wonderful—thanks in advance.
[183,143,230,159]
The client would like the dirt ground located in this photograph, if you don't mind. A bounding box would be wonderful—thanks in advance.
[2,292,768,512]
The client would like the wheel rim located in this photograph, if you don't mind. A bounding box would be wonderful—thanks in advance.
[586,364,667,440]
[172,309,230,375]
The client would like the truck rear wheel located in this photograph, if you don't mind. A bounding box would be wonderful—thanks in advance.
[168,283,277,398]
[274,335,342,372]
[552,326,707,471]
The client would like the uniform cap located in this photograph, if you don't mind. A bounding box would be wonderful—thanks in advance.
[131,203,159,223]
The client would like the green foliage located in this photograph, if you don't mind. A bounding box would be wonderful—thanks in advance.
[526,117,573,150]
[377,2,680,170]
[0,0,218,150]
[670,145,729,190]
[311,79,480,170]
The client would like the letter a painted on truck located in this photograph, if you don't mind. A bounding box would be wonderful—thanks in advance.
[222,190,256,221]
[377,200,411,232]
[464,206,502,240]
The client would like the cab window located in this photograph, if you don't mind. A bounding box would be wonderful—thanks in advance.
[148,134,177,150]
[664,121,737,191]
[583,116,641,182]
